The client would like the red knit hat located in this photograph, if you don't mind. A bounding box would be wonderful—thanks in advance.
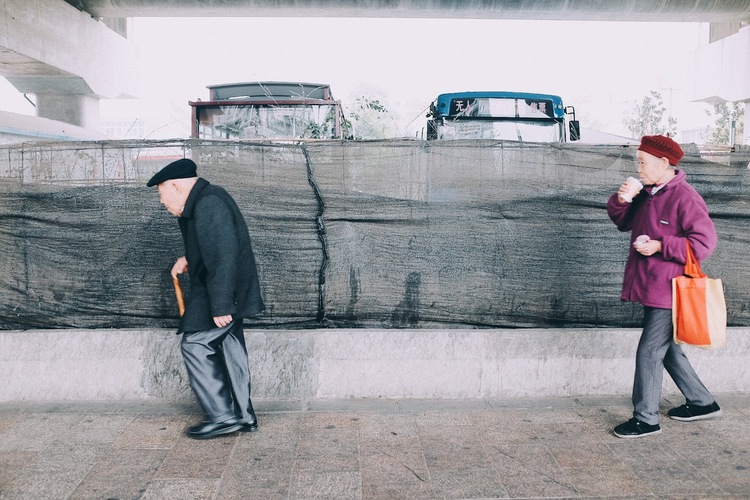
[638,135,684,166]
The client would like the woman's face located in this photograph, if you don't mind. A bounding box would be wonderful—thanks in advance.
[636,150,671,185]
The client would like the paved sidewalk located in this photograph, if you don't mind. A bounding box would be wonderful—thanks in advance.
[1,394,749,499]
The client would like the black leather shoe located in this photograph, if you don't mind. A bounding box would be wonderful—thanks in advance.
[186,418,243,440]
[239,415,258,432]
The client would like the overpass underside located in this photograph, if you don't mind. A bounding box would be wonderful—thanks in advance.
[2,0,750,137]
[63,0,750,21]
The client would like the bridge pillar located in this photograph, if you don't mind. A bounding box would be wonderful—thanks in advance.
[34,93,101,130]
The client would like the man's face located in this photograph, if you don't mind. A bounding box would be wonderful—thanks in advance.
[636,150,670,186]
[157,181,185,217]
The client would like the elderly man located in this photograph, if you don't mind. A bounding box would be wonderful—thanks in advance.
[147,158,265,439]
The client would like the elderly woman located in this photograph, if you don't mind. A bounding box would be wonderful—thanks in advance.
[607,135,722,439]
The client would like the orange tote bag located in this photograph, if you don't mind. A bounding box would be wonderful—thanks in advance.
[672,241,726,349]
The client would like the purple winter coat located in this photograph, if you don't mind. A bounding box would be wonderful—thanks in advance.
[607,169,717,309]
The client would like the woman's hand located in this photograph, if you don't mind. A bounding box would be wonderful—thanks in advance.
[634,239,661,256]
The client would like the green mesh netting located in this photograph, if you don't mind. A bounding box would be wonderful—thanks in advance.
[1,139,748,330]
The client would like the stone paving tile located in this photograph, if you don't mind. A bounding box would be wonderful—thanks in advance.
[0,413,19,434]
[1,443,103,500]
[289,471,362,499]
[493,406,588,426]
[361,479,435,500]
[143,478,220,500]
[358,414,434,498]
[680,445,750,496]
[0,413,78,452]
[699,409,750,446]
[500,470,579,499]
[0,451,37,491]
[631,460,724,498]
[53,413,135,447]
[696,467,750,497]
[233,441,297,472]
[429,467,508,499]
[546,441,623,468]
[572,405,631,431]
[465,414,548,445]
[420,428,488,469]
[220,421,298,499]
[218,470,293,499]
[360,444,428,476]
[294,427,361,473]
[357,413,421,442]
[525,421,608,446]
[236,413,300,451]
[154,434,237,480]
[69,448,167,499]
[413,410,474,428]
[112,414,192,450]
[563,464,654,497]
[299,411,364,430]
[485,443,578,498]
[609,438,725,497]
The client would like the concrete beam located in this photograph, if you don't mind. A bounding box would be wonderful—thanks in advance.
[0,0,137,127]
[65,0,750,21]
[1,0,137,98]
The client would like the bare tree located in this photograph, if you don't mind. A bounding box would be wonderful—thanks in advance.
[705,101,745,145]
[624,91,677,138]
[344,97,399,139]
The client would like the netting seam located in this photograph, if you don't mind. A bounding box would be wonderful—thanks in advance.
[301,145,329,324]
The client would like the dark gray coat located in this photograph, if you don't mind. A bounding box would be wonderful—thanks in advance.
[177,178,264,333]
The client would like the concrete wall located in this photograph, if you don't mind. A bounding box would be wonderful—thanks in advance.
[1,328,747,402]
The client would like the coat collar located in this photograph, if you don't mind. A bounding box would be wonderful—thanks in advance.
[646,169,685,195]
[180,178,209,219]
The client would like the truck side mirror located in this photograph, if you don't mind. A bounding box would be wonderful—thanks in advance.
[569,120,581,141]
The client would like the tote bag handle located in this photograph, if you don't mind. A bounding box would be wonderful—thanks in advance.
[684,241,706,279]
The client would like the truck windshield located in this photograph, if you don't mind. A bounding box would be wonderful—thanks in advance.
[195,104,340,140]
[436,120,562,142]
[189,82,345,140]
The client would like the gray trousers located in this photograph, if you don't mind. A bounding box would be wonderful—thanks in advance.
[180,319,256,423]
[633,307,714,425]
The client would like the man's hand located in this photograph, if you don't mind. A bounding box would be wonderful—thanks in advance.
[213,315,233,328]
[171,256,188,278]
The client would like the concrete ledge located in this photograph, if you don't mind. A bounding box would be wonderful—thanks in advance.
[1,328,748,402]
